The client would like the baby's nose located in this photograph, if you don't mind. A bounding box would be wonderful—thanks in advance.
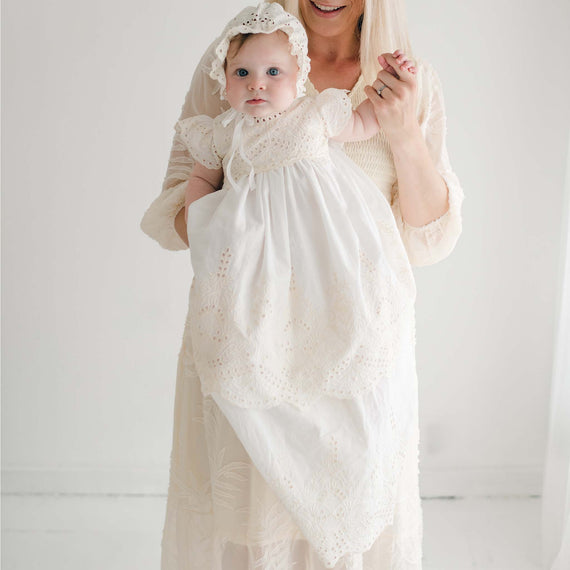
[248,75,266,90]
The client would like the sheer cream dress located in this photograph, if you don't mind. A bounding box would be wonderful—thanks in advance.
[140,38,464,570]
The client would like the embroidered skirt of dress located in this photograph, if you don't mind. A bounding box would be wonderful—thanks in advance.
[177,147,421,568]
[160,303,423,570]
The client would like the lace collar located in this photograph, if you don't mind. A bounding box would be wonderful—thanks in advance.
[230,98,305,127]
[252,109,286,124]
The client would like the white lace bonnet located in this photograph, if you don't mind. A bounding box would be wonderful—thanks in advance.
[210,2,310,100]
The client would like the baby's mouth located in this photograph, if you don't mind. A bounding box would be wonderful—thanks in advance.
[310,1,346,13]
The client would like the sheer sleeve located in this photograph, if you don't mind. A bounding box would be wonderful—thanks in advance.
[140,37,230,251]
[390,59,465,267]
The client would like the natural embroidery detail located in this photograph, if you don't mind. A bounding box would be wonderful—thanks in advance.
[177,92,353,187]
[188,245,414,410]
[263,413,411,569]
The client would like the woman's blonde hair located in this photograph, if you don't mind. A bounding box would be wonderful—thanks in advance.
[271,0,414,84]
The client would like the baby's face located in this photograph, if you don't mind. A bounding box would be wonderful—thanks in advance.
[225,31,299,118]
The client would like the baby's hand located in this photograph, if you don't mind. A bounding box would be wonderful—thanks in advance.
[378,50,416,76]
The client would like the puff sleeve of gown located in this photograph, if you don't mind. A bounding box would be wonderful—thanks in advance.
[390,59,465,267]
[175,115,222,170]
[139,38,229,250]
[313,87,353,138]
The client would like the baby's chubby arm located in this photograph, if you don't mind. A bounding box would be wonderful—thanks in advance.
[184,163,223,224]
[331,99,380,143]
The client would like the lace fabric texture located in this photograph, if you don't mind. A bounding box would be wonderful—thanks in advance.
[161,312,423,569]
[211,299,418,568]
[176,89,353,185]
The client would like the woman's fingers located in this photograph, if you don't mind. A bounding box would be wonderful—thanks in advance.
[377,54,397,76]
[377,52,416,83]
[364,84,384,103]
[372,78,388,93]
[375,67,399,90]
[367,50,420,139]
[372,50,417,100]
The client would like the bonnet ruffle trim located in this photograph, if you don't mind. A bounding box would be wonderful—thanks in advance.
[209,2,310,100]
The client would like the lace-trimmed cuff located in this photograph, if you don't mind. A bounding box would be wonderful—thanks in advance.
[314,88,353,138]
[140,180,188,251]
[391,168,464,267]
[175,115,222,170]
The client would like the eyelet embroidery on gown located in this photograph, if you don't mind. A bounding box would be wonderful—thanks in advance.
[255,398,412,569]
[181,89,416,413]
[178,89,352,182]
[253,110,285,123]
[168,304,420,570]
[189,245,412,410]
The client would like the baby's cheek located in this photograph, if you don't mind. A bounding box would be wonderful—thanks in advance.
[287,80,297,98]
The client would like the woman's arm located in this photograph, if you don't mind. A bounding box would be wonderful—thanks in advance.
[389,124,450,227]
[176,164,222,247]
[387,56,464,266]
[140,37,229,251]
[184,163,223,223]
[365,52,453,228]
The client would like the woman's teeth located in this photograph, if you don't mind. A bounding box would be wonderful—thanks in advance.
[312,2,344,12]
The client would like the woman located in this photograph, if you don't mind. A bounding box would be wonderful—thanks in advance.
[141,1,464,568]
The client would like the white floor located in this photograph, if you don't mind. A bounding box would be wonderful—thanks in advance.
[1,494,543,569]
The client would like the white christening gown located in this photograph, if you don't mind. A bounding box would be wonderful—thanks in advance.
[174,88,418,570]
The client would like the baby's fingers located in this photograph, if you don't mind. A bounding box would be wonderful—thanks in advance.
[378,52,417,77]
[401,62,416,74]
[393,50,417,75]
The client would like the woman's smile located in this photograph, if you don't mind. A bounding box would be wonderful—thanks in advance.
[300,0,364,42]
[309,1,347,17]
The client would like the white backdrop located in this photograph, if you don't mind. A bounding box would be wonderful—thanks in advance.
[2,0,569,499]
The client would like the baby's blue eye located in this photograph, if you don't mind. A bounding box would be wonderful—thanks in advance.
[268,68,279,76]
[236,69,248,77]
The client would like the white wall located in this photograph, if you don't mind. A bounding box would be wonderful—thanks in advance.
[2,0,569,497]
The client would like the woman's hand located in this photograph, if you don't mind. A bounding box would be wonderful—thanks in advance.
[363,50,420,146]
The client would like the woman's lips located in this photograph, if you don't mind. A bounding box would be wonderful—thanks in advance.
[309,1,346,17]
